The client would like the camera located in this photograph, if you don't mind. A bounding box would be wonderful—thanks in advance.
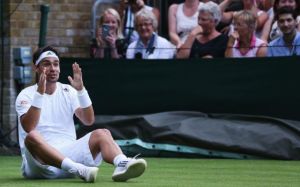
[102,24,111,39]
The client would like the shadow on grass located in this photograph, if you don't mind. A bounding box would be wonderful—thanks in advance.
[2,177,82,183]
[2,176,143,186]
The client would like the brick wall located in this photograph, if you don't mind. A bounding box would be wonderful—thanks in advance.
[10,0,100,57]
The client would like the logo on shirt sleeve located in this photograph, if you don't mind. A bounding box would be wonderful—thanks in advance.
[20,100,29,106]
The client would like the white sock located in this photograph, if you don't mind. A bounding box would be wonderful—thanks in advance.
[61,157,79,172]
[113,154,127,167]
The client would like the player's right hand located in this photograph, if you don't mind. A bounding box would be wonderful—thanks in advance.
[37,67,46,94]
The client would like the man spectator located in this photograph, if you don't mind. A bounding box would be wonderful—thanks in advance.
[268,7,300,56]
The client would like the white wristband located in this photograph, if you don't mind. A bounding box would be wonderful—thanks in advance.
[78,88,92,108]
[31,92,44,109]
[77,87,86,96]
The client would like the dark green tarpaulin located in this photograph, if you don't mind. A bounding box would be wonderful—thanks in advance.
[60,57,300,120]
[77,112,300,160]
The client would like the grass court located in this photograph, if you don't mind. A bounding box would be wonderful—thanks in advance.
[0,156,300,187]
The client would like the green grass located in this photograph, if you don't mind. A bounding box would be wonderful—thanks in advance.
[0,156,300,187]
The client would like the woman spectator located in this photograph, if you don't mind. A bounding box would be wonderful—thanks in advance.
[225,10,268,57]
[168,0,203,48]
[119,0,160,44]
[176,1,228,59]
[261,0,300,42]
[220,0,269,38]
[90,8,127,59]
[126,9,175,59]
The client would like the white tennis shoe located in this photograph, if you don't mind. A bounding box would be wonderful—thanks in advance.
[69,165,99,183]
[112,157,147,182]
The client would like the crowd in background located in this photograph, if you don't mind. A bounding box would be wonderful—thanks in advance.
[90,0,300,59]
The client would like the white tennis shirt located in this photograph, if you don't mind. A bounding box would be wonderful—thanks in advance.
[15,82,80,156]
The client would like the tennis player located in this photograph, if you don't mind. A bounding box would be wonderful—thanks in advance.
[15,45,146,182]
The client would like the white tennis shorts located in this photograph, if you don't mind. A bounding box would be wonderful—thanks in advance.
[21,132,102,179]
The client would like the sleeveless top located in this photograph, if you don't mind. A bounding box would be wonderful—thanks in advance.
[232,36,266,57]
[189,34,229,58]
[176,2,203,43]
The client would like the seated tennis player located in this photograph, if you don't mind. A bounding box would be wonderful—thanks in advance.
[15,45,147,182]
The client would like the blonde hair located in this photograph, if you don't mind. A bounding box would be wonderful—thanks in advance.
[233,10,257,31]
[99,8,123,38]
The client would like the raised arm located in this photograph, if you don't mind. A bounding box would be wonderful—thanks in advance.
[225,31,238,57]
[260,17,272,42]
[20,68,47,132]
[168,4,182,48]
[92,27,105,58]
[68,63,95,126]
[256,11,269,31]
[219,0,234,24]
[176,25,203,59]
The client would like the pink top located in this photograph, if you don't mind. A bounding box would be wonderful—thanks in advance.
[232,35,266,57]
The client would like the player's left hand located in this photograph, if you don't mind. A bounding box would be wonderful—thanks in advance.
[68,62,84,91]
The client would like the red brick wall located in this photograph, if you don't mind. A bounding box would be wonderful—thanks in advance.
[9,0,117,57]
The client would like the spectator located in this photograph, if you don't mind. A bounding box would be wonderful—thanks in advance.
[90,8,127,59]
[176,1,228,59]
[268,7,300,56]
[119,0,160,44]
[220,0,269,38]
[225,10,267,57]
[261,0,300,42]
[168,0,204,48]
[126,9,175,59]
